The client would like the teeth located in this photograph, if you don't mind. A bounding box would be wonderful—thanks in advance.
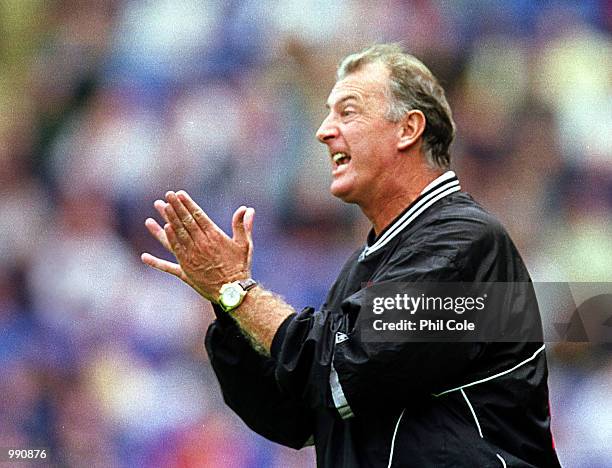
[333,152,348,164]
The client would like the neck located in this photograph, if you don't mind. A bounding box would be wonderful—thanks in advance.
[362,168,444,236]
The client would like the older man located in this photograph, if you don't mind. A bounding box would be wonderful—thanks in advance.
[142,44,561,467]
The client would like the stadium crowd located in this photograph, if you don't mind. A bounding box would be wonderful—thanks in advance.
[1,1,611,466]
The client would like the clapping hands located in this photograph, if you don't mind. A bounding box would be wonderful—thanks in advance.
[141,190,254,302]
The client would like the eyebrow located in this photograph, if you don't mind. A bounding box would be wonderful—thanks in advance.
[325,94,359,109]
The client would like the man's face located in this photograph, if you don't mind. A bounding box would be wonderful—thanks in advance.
[316,62,401,205]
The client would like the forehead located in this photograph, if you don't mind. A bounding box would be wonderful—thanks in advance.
[326,62,390,108]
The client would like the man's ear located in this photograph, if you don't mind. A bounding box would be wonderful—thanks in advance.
[397,110,426,151]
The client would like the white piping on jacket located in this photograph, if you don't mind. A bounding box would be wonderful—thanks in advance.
[433,344,546,397]
[461,388,483,438]
[371,171,457,248]
[431,347,547,466]
[496,453,507,467]
[360,171,460,260]
[387,408,406,468]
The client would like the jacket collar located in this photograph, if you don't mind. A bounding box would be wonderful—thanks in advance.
[359,171,461,261]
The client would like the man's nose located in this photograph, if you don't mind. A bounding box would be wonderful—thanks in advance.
[316,115,338,143]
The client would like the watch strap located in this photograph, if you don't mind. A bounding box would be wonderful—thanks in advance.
[238,278,258,291]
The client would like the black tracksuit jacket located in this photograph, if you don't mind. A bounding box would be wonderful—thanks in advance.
[206,172,561,467]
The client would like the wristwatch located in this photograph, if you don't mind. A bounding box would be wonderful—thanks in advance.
[218,278,258,313]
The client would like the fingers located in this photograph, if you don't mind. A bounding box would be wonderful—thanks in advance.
[164,222,182,253]
[142,251,207,296]
[154,200,170,223]
[165,191,205,242]
[147,199,174,251]
[176,190,220,235]
[141,252,204,295]
[145,217,172,252]
[141,252,183,277]
[145,192,255,300]
[164,193,195,246]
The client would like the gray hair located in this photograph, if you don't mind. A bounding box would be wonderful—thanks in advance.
[337,44,455,170]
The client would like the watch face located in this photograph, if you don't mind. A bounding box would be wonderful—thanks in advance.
[222,286,242,308]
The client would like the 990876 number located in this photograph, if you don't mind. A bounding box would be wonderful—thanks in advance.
[5,449,47,460]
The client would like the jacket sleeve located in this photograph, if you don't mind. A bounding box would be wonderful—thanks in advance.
[271,248,485,419]
[205,308,313,448]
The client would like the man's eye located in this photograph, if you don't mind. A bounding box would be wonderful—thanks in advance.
[341,109,355,117]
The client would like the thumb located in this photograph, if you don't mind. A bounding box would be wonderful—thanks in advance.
[243,207,255,246]
[243,207,255,266]
[232,205,249,246]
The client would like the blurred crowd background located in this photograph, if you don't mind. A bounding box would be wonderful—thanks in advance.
[1,0,611,466]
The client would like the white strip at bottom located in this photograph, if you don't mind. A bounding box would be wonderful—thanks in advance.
[496,453,507,467]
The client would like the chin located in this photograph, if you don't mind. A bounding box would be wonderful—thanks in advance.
[330,183,358,204]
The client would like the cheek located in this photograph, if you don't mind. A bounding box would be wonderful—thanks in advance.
[345,120,398,163]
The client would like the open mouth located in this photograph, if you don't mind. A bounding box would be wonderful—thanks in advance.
[332,152,351,167]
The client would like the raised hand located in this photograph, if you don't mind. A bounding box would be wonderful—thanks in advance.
[142,191,254,302]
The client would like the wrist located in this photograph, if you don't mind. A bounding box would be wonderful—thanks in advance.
[217,278,258,313]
